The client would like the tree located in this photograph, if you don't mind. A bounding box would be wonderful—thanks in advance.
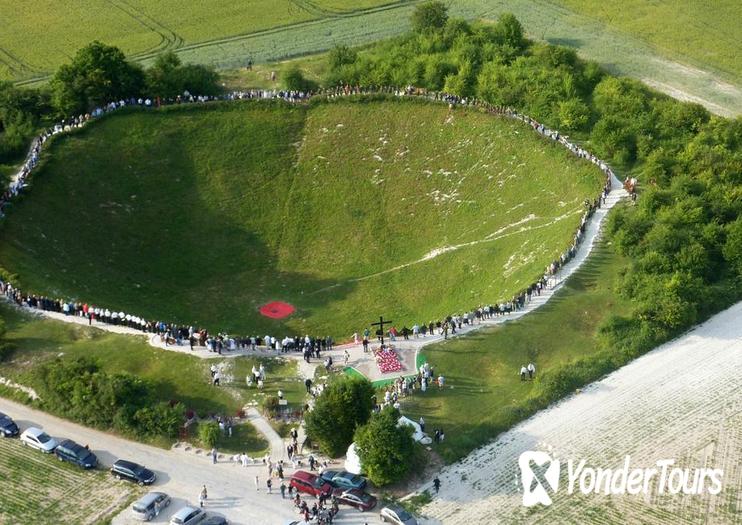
[411,1,448,34]
[146,51,182,99]
[0,82,49,162]
[354,407,415,485]
[146,52,221,99]
[493,13,525,50]
[304,376,375,457]
[723,217,742,277]
[198,421,220,448]
[329,45,358,70]
[283,66,316,92]
[557,98,590,131]
[51,41,144,116]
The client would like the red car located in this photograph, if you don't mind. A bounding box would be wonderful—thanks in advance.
[333,489,378,512]
[289,470,333,498]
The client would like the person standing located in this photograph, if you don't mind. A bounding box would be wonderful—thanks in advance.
[199,485,207,508]
[254,475,260,491]
[419,416,425,433]
[211,448,218,464]
[527,362,536,379]
[266,478,273,494]
[433,476,441,493]
[520,365,527,381]
[280,481,286,499]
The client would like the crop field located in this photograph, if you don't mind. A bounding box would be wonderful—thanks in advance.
[5,1,739,116]
[553,0,742,83]
[0,98,603,337]
[0,436,139,525]
[0,0,399,84]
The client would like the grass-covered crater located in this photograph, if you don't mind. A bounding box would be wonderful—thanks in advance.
[0,97,604,335]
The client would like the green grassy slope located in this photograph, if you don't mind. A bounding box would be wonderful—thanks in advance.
[402,239,633,462]
[0,301,304,428]
[0,98,603,337]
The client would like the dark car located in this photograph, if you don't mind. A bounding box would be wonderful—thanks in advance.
[111,459,156,485]
[201,515,229,525]
[333,488,377,512]
[289,470,333,498]
[54,439,98,469]
[0,412,19,437]
[319,469,367,490]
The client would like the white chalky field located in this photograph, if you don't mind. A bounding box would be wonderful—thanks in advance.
[417,302,742,524]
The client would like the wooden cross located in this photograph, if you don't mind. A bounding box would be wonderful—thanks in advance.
[371,315,393,345]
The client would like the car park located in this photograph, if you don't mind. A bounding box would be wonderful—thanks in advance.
[54,439,97,469]
[319,469,367,490]
[289,470,334,498]
[0,412,19,437]
[19,427,58,453]
[131,492,171,521]
[111,459,156,485]
[201,515,229,525]
[169,506,205,525]
[333,488,377,512]
[380,504,419,524]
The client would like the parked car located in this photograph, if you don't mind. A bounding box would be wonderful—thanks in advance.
[169,506,204,525]
[54,439,97,469]
[0,412,19,437]
[201,515,228,525]
[20,427,58,453]
[319,469,367,490]
[131,492,171,521]
[333,488,377,512]
[289,470,333,498]
[380,504,419,525]
[111,459,156,485]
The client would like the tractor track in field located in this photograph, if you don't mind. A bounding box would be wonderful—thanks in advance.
[12,0,426,86]
[107,0,185,57]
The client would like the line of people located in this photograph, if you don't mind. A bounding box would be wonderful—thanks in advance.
[1,85,619,358]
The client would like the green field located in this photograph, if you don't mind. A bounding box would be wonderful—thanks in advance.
[0,0,398,83]
[0,436,140,524]
[402,238,633,462]
[4,1,739,117]
[0,98,603,337]
[554,0,742,82]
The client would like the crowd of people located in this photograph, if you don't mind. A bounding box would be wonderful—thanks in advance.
[1,85,619,370]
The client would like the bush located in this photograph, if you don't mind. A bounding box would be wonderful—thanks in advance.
[411,1,448,34]
[354,407,415,485]
[262,396,280,419]
[198,421,220,448]
[304,375,375,457]
[283,66,316,92]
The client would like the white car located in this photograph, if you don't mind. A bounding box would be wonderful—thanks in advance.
[20,427,58,453]
[169,506,204,525]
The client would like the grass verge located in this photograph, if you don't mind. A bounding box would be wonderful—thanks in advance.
[402,238,633,462]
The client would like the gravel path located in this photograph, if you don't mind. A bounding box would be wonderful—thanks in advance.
[414,302,742,524]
